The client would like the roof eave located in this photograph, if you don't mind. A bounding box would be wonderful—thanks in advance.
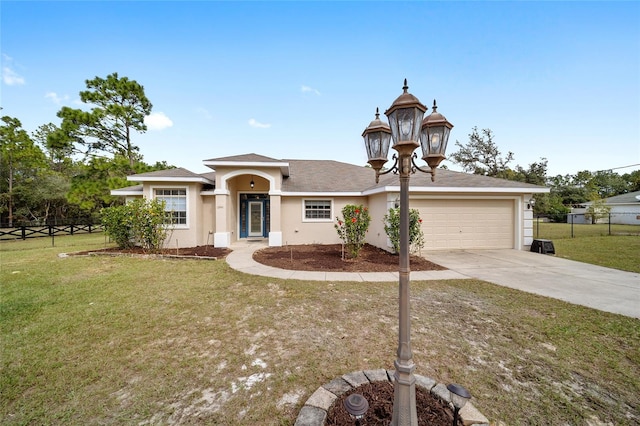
[362,186,551,196]
[203,160,290,177]
[127,176,215,184]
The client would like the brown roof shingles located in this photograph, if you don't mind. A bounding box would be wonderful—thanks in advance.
[124,155,547,193]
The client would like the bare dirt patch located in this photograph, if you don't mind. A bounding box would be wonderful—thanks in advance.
[253,244,445,272]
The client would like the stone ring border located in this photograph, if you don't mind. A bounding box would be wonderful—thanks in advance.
[294,369,489,426]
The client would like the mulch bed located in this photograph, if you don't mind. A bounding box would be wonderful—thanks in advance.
[326,381,461,425]
[72,245,232,258]
[253,244,446,272]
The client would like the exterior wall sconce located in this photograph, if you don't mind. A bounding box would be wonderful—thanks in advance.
[528,197,536,210]
[344,393,369,425]
[447,383,471,426]
[250,176,255,189]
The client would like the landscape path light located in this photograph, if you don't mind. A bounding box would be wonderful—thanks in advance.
[447,383,471,426]
[362,79,453,426]
[344,393,369,426]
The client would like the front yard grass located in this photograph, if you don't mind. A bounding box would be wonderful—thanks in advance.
[533,222,640,273]
[1,234,639,425]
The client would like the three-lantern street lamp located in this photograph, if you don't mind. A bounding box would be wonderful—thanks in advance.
[362,79,453,426]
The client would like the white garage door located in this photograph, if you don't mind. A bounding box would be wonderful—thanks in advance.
[416,199,514,250]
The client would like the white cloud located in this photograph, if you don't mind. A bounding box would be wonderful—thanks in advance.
[145,112,174,131]
[301,85,320,96]
[2,66,25,86]
[45,91,69,105]
[248,118,271,129]
[195,107,213,120]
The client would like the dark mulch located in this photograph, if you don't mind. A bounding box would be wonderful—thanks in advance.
[72,245,231,258]
[326,381,461,426]
[253,244,446,272]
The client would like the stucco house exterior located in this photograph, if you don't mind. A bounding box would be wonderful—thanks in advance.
[111,153,549,251]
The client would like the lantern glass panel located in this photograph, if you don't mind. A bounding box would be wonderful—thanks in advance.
[388,108,424,144]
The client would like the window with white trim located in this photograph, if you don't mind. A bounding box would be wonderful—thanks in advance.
[304,199,332,221]
[155,188,187,225]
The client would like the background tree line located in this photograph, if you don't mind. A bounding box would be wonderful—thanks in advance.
[1,73,173,227]
[2,74,639,227]
[448,127,640,221]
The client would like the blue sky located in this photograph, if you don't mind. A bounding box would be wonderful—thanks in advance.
[2,1,639,177]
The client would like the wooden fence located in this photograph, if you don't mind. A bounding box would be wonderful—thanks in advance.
[0,224,103,241]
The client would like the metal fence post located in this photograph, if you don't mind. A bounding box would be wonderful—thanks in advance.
[571,214,574,238]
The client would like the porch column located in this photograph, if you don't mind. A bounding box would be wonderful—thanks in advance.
[268,192,282,246]
[213,190,230,247]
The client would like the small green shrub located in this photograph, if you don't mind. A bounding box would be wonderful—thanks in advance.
[334,204,371,258]
[100,204,135,249]
[383,207,425,254]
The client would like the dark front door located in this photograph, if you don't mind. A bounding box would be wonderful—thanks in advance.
[240,194,270,238]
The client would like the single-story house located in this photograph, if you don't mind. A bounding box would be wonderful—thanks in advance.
[570,190,640,225]
[111,153,549,251]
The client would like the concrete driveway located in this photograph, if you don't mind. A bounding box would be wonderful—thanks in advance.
[425,249,640,319]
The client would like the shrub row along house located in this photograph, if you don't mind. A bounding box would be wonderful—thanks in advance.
[111,153,549,251]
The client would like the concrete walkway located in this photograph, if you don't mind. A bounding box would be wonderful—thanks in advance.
[226,241,467,282]
[227,242,640,318]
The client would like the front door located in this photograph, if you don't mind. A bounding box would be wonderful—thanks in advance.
[248,201,263,237]
[240,194,270,239]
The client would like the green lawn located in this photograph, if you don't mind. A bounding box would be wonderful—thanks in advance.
[1,234,639,425]
[533,222,640,273]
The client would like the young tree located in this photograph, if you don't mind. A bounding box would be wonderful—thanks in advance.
[383,207,425,254]
[51,72,152,170]
[334,204,371,259]
[585,198,612,224]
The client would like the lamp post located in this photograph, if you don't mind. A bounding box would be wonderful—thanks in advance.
[362,80,453,426]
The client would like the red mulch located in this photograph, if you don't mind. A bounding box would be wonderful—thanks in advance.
[326,381,461,425]
[253,244,446,272]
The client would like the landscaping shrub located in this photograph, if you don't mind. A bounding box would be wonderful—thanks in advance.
[100,204,135,249]
[335,204,371,258]
[384,207,425,254]
[101,198,168,252]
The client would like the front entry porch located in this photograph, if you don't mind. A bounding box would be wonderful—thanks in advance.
[239,193,270,239]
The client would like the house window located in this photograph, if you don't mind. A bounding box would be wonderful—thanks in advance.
[155,188,187,225]
[304,199,332,221]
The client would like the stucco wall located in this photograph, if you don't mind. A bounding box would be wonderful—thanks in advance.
[365,192,396,252]
[280,196,368,245]
[200,195,216,246]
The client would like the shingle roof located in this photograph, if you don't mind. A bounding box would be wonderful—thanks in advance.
[204,153,282,163]
[122,154,548,194]
[281,159,547,193]
[127,167,215,184]
[603,190,640,204]
[132,167,203,178]
[282,159,373,192]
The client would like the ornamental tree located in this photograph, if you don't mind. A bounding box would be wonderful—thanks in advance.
[334,204,371,259]
[383,207,425,254]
